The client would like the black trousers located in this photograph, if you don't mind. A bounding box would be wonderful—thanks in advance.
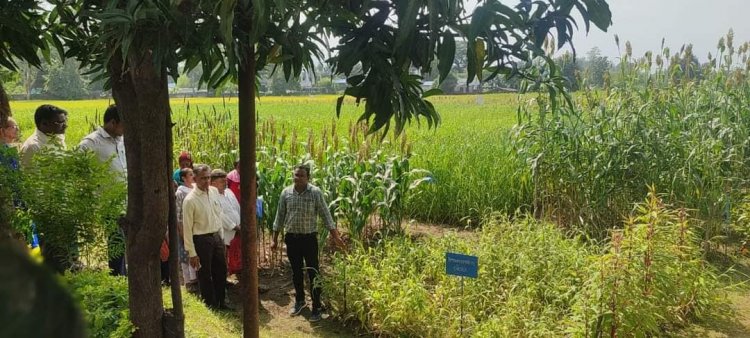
[107,219,126,276]
[193,232,227,308]
[160,260,170,284]
[285,232,321,310]
[107,216,128,276]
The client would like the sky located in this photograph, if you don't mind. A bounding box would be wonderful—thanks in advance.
[570,0,750,60]
[466,0,750,61]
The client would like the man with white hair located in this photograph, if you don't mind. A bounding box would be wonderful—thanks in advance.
[209,169,241,248]
[183,164,229,310]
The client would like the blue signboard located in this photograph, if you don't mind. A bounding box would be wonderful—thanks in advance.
[445,252,478,278]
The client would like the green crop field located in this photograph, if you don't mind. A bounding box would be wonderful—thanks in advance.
[9,93,528,224]
[10,35,750,337]
[8,1,750,337]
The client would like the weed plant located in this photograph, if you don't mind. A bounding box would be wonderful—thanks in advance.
[570,189,728,336]
[64,271,134,338]
[323,190,726,337]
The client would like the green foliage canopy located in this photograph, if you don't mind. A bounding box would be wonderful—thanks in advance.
[50,0,611,136]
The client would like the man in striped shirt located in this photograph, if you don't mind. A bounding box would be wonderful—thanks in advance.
[272,164,344,322]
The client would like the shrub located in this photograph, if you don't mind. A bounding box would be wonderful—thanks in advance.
[570,189,728,336]
[64,271,133,338]
[323,214,593,336]
[21,147,126,269]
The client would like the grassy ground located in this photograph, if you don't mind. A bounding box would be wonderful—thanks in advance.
[678,292,750,337]
[168,264,367,337]
[676,251,750,337]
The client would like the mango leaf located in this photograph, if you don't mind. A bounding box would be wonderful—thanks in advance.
[422,88,443,98]
[437,30,456,83]
[581,0,612,32]
[474,39,486,82]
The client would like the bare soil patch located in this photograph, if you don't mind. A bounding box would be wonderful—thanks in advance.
[222,236,369,337]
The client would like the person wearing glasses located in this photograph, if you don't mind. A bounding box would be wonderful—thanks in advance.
[19,105,69,272]
[1,117,22,208]
[183,164,229,310]
[19,104,68,168]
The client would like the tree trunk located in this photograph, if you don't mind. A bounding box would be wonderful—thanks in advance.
[0,80,9,127]
[110,52,172,338]
[164,111,185,338]
[239,45,259,337]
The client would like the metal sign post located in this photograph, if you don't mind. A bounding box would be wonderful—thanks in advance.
[446,252,478,337]
[460,276,465,336]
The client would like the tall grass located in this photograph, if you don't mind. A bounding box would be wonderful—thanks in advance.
[516,32,750,238]
[322,190,727,337]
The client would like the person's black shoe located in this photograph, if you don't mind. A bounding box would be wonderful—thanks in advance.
[186,281,200,294]
[210,302,234,312]
[309,309,322,322]
[289,301,306,316]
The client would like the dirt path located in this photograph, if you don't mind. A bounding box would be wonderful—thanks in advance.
[223,265,367,337]
[222,238,368,338]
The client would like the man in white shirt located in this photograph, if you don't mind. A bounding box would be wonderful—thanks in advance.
[210,169,240,247]
[20,104,70,273]
[20,104,68,168]
[79,105,127,180]
[183,164,229,309]
[78,104,127,276]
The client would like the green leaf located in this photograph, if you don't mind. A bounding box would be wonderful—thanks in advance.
[474,39,485,82]
[581,0,612,32]
[394,0,420,52]
[336,95,345,117]
[422,88,442,98]
[219,0,238,45]
[437,30,455,83]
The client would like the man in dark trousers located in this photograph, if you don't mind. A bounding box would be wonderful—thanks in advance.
[183,164,229,310]
[78,104,127,276]
[271,164,344,322]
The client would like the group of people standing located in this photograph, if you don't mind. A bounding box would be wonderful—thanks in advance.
[173,154,346,322]
[1,104,127,274]
[172,153,244,310]
[1,104,346,323]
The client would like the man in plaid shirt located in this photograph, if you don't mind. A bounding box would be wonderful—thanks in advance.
[272,164,344,322]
